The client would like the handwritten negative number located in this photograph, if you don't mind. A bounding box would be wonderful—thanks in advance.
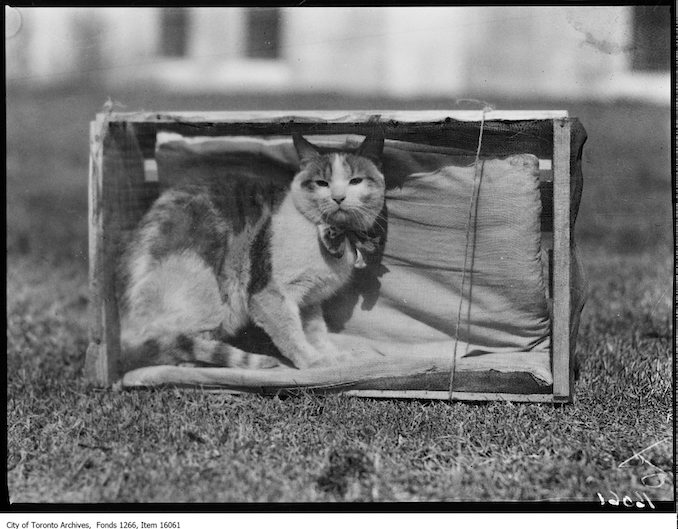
[597,491,655,509]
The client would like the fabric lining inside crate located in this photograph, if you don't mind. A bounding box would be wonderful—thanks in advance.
[121,133,553,391]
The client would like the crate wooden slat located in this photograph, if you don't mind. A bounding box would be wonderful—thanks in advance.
[86,110,585,403]
[104,109,568,123]
[85,117,111,384]
[552,119,572,399]
[115,110,562,160]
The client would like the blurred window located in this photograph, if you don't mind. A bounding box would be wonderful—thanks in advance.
[631,6,670,71]
[245,8,281,59]
[160,8,190,58]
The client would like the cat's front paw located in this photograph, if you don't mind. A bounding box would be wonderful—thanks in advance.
[288,349,323,370]
[306,349,358,369]
[289,345,361,369]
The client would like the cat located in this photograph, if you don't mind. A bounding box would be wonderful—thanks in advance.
[118,132,386,372]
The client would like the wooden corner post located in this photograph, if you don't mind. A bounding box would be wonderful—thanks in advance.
[552,118,572,401]
[85,116,121,386]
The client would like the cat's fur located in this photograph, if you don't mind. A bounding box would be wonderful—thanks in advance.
[118,133,385,371]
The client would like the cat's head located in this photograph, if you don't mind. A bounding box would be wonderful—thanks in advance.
[291,133,385,231]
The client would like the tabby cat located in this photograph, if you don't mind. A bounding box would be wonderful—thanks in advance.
[118,133,385,371]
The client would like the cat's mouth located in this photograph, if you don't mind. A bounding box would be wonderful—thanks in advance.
[324,206,378,231]
[324,209,354,228]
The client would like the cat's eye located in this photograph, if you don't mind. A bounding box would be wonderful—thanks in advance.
[315,180,329,187]
[349,178,363,185]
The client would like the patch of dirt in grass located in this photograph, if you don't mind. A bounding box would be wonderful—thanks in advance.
[316,447,378,501]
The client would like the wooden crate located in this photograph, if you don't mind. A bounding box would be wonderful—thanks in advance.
[86,110,587,403]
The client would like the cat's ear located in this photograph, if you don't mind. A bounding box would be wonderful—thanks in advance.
[293,133,320,165]
[356,130,384,166]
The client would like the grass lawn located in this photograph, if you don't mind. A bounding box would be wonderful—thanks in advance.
[6,84,674,504]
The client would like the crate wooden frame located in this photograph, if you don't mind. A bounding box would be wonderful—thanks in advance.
[86,110,583,403]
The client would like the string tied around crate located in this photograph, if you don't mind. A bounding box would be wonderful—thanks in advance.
[449,104,493,399]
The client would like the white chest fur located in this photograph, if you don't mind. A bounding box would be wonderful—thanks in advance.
[270,196,355,306]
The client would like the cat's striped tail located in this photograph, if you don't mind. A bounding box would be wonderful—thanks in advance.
[121,333,282,373]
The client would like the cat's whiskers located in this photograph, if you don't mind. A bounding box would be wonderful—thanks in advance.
[345,203,386,232]
[355,209,374,232]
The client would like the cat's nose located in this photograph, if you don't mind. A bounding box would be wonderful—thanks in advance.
[332,196,345,204]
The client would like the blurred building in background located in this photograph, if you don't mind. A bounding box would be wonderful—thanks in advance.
[6,6,670,103]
